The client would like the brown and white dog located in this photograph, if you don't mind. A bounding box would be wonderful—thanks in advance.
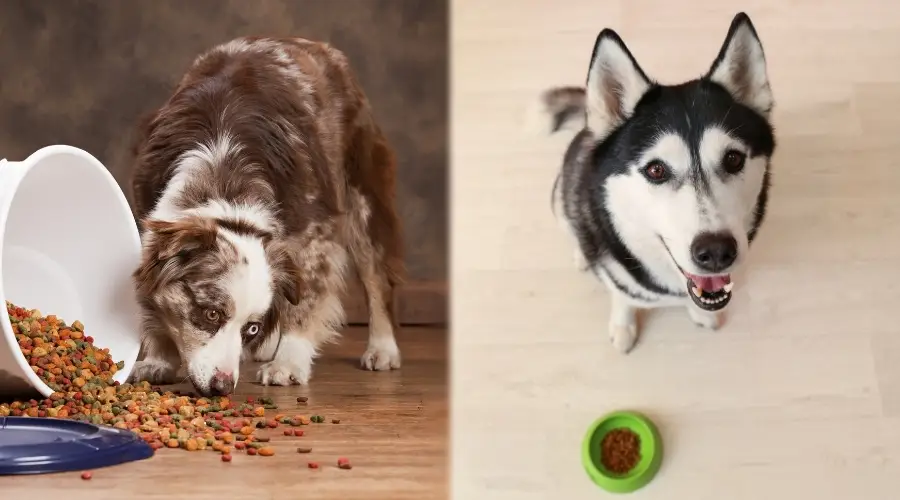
[127,37,403,396]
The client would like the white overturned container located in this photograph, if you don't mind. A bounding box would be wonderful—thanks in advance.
[0,145,142,398]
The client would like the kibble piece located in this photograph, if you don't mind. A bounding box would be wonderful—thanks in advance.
[332,419,341,424]
[296,396,308,403]
[247,448,258,456]
[308,461,319,469]
[221,454,232,462]
[293,430,304,437]
[166,439,179,448]
[258,447,275,457]
[283,429,293,436]
[297,447,312,454]
[80,471,93,480]
[239,426,253,435]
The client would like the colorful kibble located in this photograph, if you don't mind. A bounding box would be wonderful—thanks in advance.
[337,457,352,470]
[331,419,340,424]
[81,471,93,480]
[308,461,319,469]
[5,302,122,393]
[3,301,354,468]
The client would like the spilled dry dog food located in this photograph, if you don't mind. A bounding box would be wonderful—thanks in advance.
[600,428,642,475]
[7,301,124,393]
[2,301,349,469]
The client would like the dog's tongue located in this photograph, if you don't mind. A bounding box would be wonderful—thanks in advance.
[686,273,731,291]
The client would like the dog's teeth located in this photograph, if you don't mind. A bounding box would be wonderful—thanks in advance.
[692,287,702,297]
[724,283,734,293]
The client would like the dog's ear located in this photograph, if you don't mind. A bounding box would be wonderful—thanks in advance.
[707,13,773,117]
[143,216,219,261]
[585,29,652,137]
[132,217,217,297]
[266,241,303,306]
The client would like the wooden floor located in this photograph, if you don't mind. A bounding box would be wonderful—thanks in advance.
[0,327,448,500]
[452,1,900,499]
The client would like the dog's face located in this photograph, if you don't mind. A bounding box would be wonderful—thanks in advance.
[134,216,301,396]
[585,13,775,311]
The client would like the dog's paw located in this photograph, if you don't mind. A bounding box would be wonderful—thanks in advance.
[688,308,722,330]
[609,323,638,354]
[360,337,402,371]
[128,359,178,385]
[257,360,311,386]
[257,335,316,385]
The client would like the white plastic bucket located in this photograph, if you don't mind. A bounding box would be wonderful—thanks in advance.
[0,145,142,398]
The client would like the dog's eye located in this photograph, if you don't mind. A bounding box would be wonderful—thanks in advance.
[641,161,670,184]
[722,150,746,174]
[204,309,221,323]
[242,322,261,337]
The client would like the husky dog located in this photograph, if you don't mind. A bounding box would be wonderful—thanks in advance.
[541,13,776,353]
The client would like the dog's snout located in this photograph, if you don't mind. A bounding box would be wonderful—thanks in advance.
[690,232,738,272]
[208,370,236,396]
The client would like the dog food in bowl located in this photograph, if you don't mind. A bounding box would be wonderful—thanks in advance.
[600,428,642,475]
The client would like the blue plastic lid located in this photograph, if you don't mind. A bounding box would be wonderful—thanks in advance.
[0,416,154,475]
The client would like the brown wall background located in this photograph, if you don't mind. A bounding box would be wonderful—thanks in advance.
[0,0,447,325]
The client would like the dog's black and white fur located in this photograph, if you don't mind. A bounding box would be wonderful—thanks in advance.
[540,13,776,352]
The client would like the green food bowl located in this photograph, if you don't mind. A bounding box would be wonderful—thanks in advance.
[582,410,662,494]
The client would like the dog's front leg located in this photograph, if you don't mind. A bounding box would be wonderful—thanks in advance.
[687,306,722,330]
[128,333,180,385]
[608,292,638,353]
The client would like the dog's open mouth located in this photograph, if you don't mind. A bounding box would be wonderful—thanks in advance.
[684,272,733,311]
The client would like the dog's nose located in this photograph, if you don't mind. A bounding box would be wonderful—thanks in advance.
[690,232,738,272]
[208,370,236,396]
